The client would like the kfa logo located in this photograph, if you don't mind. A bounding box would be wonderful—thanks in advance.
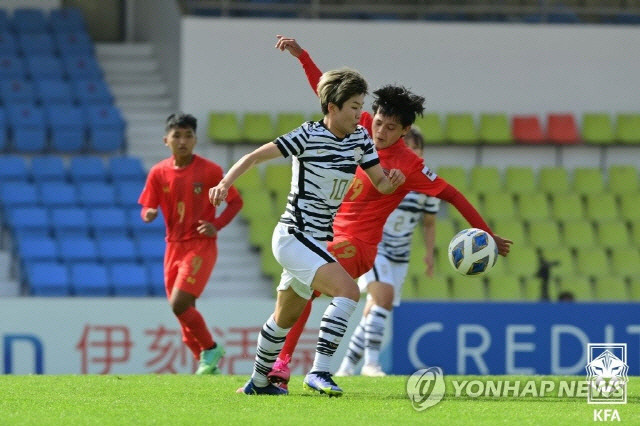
[586,343,627,422]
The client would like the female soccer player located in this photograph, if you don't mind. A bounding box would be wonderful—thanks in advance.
[138,113,243,375]
[209,68,405,396]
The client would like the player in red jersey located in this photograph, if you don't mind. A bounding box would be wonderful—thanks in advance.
[138,113,243,375]
[267,36,512,386]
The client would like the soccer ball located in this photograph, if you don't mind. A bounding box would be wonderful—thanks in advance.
[447,228,498,276]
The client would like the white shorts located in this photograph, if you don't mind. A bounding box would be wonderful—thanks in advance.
[272,222,336,300]
[357,253,409,307]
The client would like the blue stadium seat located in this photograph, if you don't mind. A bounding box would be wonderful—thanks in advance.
[0,155,29,182]
[73,78,113,105]
[50,207,90,238]
[30,156,67,183]
[146,261,166,296]
[85,105,126,152]
[0,107,5,151]
[49,8,87,33]
[4,206,50,238]
[25,261,70,296]
[109,262,149,296]
[76,181,117,207]
[1,80,36,104]
[46,104,86,152]
[0,182,38,209]
[58,236,98,263]
[109,156,146,182]
[135,235,166,263]
[17,32,55,56]
[0,55,25,78]
[62,54,102,79]
[16,235,59,263]
[88,207,129,239]
[26,55,65,80]
[38,182,78,207]
[7,103,47,152]
[128,208,165,239]
[36,79,75,105]
[11,8,48,33]
[69,156,107,182]
[70,263,110,296]
[114,180,144,208]
[54,30,93,56]
[0,11,9,32]
[97,236,138,264]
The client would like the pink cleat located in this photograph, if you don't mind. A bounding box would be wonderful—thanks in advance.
[267,354,291,385]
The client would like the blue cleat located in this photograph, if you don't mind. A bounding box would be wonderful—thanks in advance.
[238,379,289,395]
[303,371,343,397]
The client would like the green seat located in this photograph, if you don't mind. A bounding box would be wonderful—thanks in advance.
[434,218,457,253]
[538,167,570,196]
[608,165,639,196]
[527,220,562,249]
[562,219,597,249]
[631,219,640,245]
[516,193,551,222]
[409,229,428,276]
[597,221,631,249]
[264,163,291,198]
[505,245,538,279]
[575,247,611,277]
[572,167,605,195]
[555,275,593,301]
[414,273,450,300]
[233,166,263,193]
[469,166,503,195]
[492,218,527,246]
[241,189,274,223]
[478,113,512,145]
[550,193,584,222]
[581,112,615,145]
[619,193,640,221]
[260,249,282,279]
[275,112,306,136]
[445,113,478,145]
[450,275,486,300]
[249,215,278,249]
[448,192,481,229]
[593,275,629,301]
[242,112,276,144]
[584,193,618,222]
[414,113,444,145]
[433,249,453,278]
[629,276,640,301]
[504,166,536,195]
[540,246,576,279]
[207,111,242,144]
[437,165,468,193]
[616,113,640,144]
[486,274,522,300]
[522,276,543,301]
[482,192,517,223]
[609,246,640,279]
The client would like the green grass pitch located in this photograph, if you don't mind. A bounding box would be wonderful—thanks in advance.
[1,375,637,425]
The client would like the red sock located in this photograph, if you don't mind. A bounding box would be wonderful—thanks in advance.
[177,306,214,351]
[180,324,202,360]
[280,296,316,360]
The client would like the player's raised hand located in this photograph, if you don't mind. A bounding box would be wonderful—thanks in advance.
[142,207,158,222]
[209,184,228,206]
[493,235,513,256]
[386,168,405,188]
[197,220,218,237]
[275,35,303,58]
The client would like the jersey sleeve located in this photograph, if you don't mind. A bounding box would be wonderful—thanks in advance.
[274,122,310,157]
[359,111,373,135]
[403,163,449,196]
[138,167,160,208]
[298,50,323,95]
[423,196,441,215]
[358,131,379,170]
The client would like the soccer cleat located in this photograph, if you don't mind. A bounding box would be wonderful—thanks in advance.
[267,354,291,384]
[334,365,355,377]
[361,363,386,377]
[238,379,289,395]
[303,371,343,397]
[195,344,225,375]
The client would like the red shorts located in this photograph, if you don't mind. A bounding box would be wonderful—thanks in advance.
[327,235,378,279]
[164,238,218,298]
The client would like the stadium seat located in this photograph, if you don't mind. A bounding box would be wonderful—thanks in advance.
[562,219,596,249]
[53,31,93,56]
[538,167,570,196]
[58,236,98,263]
[629,276,640,302]
[87,207,128,239]
[444,113,477,144]
[609,247,640,279]
[97,236,138,264]
[109,262,149,296]
[38,182,78,207]
[85,105,126,152]
[70,263,110,296]
[615,113,640,144]
[469,166,502,195]
[146,261,166,297]
[16,235,59,262]
[593,275,629,301]
[478,112,512,144]
[36,79,75,105]
[17,32,55,56]
[108,156,146,182]
[30,156,66,183]
[434,218,457,252]
[539,246,576,279]
[516,193,551,222]
[492,219,527,246]
[242,112,276,144]
[504,166,536,195]
[0,32,19,57]
[481,192,517,223]
[275,112,306,136]
[512,115,545,144]
[583,193,618,222]
[62,55,103,80]
[505,245,538,278]
[76,182,117,207]
[572,168,605,195]
[207,111,242,144]
[486,275,522,300]
[4,206,50,239]
[437,166,468,193]
[50,207,90,238]
[619,193,640,222]
[128,208,165,239]
[0,155,29,182]
[549,193,584,222]
[413,112,443,145]
[264,163,291,197]
[0,182,39,209]
[135,235,166,263]
[72,78,113,105]
[114,180,144,208]
[1,80,36,105]
[69,156,107,182]
[527,220,561,249]
[555,275,593,301]
[608,165,638,195]
[448,192,481,228]
[46,104,87,152]
[11,8,48,33]
[25,55,65,80]
[50,7,86,31]
[414,273,450,300]
[26,261,70,296]
[233,166,263,194]
[0,106,5,151]
[546,113,580,144]
[7,103,47,152]
[596,221,631,249]
[581,112,615,145]
[575,247,611,278]
[248,214,279,248]
[450,275,486,300]
[522,276,543,301]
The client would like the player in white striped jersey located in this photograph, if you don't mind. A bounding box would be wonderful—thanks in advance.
[210,67,405,396]
[336,127,439,377]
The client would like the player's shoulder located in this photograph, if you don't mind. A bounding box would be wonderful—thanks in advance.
[194,155,223,170]
[148,157,172,173]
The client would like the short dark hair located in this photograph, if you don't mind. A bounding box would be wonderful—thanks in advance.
[371,85,425,128]
[165,113,197,133]
[405,126,425,150]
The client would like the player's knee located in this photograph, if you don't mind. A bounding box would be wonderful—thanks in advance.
[335,280,360,301]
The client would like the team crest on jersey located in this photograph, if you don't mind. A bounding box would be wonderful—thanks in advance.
[422,166,437,181]
[354,147,363,162]
[162,185,170,193]
[193,182,203,194]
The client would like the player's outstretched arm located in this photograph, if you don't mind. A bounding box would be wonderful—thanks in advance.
[363,164,405,194]
[275,35,323,95]
[209,142,282,206]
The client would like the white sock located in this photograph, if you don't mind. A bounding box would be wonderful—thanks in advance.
[311,297,357,373]
[363,305,390,366]
[251,315,290,387]
[338,316,366,371]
